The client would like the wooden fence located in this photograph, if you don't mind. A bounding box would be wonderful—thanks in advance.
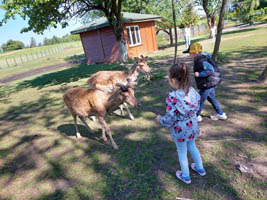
[0,45,65,69]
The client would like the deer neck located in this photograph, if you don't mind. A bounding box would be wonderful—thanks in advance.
[106,91,124,112]
[126,63,140,82]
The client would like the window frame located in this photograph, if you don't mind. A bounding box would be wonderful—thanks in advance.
[126,25,142,47]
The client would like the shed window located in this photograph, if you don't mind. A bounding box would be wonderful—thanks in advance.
[126,25,141,47]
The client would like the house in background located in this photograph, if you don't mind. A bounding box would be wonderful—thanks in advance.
[71,12,161,64]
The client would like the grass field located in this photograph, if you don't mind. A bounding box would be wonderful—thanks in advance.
[0,42,83,79]
[0,24,266,200]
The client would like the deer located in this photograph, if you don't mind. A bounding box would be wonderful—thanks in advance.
[63,79,138,150]
[87,55,151,120]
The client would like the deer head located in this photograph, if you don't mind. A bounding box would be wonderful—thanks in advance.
[116,79,139,108]
[134,55,151,74]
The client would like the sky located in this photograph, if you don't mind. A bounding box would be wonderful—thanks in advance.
[0,10,83,48]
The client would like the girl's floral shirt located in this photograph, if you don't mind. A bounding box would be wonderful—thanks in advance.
[160,87,200,142]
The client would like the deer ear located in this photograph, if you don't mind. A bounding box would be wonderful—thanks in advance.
[140,55,144,58]
[116,83,129,92]
[126,78,136,88]
[145,56,148,60]
[134,57,140,62]
[116,83,124,88]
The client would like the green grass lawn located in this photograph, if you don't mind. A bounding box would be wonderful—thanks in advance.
[0,25,266,200]
[0,42,84,79]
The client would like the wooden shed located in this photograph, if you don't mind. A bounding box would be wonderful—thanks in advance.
[71,12,161,64]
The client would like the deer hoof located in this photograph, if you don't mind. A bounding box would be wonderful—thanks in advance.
[113,145,119,150]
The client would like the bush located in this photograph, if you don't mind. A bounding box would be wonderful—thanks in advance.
[254,7,267,22]
[1,40,25,52]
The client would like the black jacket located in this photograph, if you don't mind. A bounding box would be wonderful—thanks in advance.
[194,54,221,89]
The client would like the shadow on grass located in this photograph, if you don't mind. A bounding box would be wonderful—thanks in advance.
[57,124,104,144]
[14,62,125,91]
[0,55,266,199]
[221,27,257,36]
[221,45,267,61]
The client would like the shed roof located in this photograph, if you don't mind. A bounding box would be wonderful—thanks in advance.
[71,12,161,34]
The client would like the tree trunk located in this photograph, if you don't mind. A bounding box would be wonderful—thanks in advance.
[169,28,173,46]
[172,0,178,64]
[208,16,217,38]
[104,0,127,63]
[213,0,227,61]
[117,40,128,63]
[258,66,267,84]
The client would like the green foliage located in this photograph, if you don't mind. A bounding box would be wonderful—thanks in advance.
[180,3,199,28]
[233,0,260,23]
[122,0,185,28]
[259,0,267,8]
[122,0,153,13]
[81,10,105,24]
[61,34,81,43]
[1,40,25,52]
[43,35,80,46]
[254,7,267,22]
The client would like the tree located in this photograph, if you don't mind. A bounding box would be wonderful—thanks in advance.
[30,37,37,48]
[0,0,127,62]
[122,0,153,13]
[233,0,260,23]
[1,40,25,52]
[212,0,227,61]
[180,2,199,28]
[197,0,222,38]
[172,0,178,63]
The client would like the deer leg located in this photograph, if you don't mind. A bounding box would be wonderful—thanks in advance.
[79,116,94,133]
[119,104,125,116]
[73,114,81,138]
[98,117,118,150]
[101,127,108,143]
[123,102,134,120]
[89,116,96,121]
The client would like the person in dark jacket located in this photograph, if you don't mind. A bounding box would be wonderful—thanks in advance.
[183,42,227,122]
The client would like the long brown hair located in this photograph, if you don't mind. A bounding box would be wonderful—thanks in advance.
[169,62,191,94]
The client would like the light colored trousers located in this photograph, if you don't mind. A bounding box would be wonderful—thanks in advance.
[174,138,204,178]
[184,36,190,49]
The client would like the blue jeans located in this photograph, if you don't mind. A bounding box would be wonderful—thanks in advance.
[184,36,190,49]
[174,139,204,178]
[197,87,223,116]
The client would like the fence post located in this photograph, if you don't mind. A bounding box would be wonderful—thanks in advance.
[20,55,23,63]
[13,57,17,66]
[6,58,10,67]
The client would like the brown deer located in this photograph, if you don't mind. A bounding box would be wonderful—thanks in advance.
[87,55,151,119]
[63,79,138,150]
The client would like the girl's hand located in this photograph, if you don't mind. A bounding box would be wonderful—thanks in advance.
[155,115,161,124]
[194,72,199,77]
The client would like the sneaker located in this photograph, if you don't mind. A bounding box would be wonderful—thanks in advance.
[210,113,227,120]
[191,163,206,176]
[176,171,191,184]
[197,115,203,122]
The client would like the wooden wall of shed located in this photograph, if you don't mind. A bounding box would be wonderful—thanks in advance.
[124,21,158,59]
[80,27,119,64]
[79,20,158,64]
